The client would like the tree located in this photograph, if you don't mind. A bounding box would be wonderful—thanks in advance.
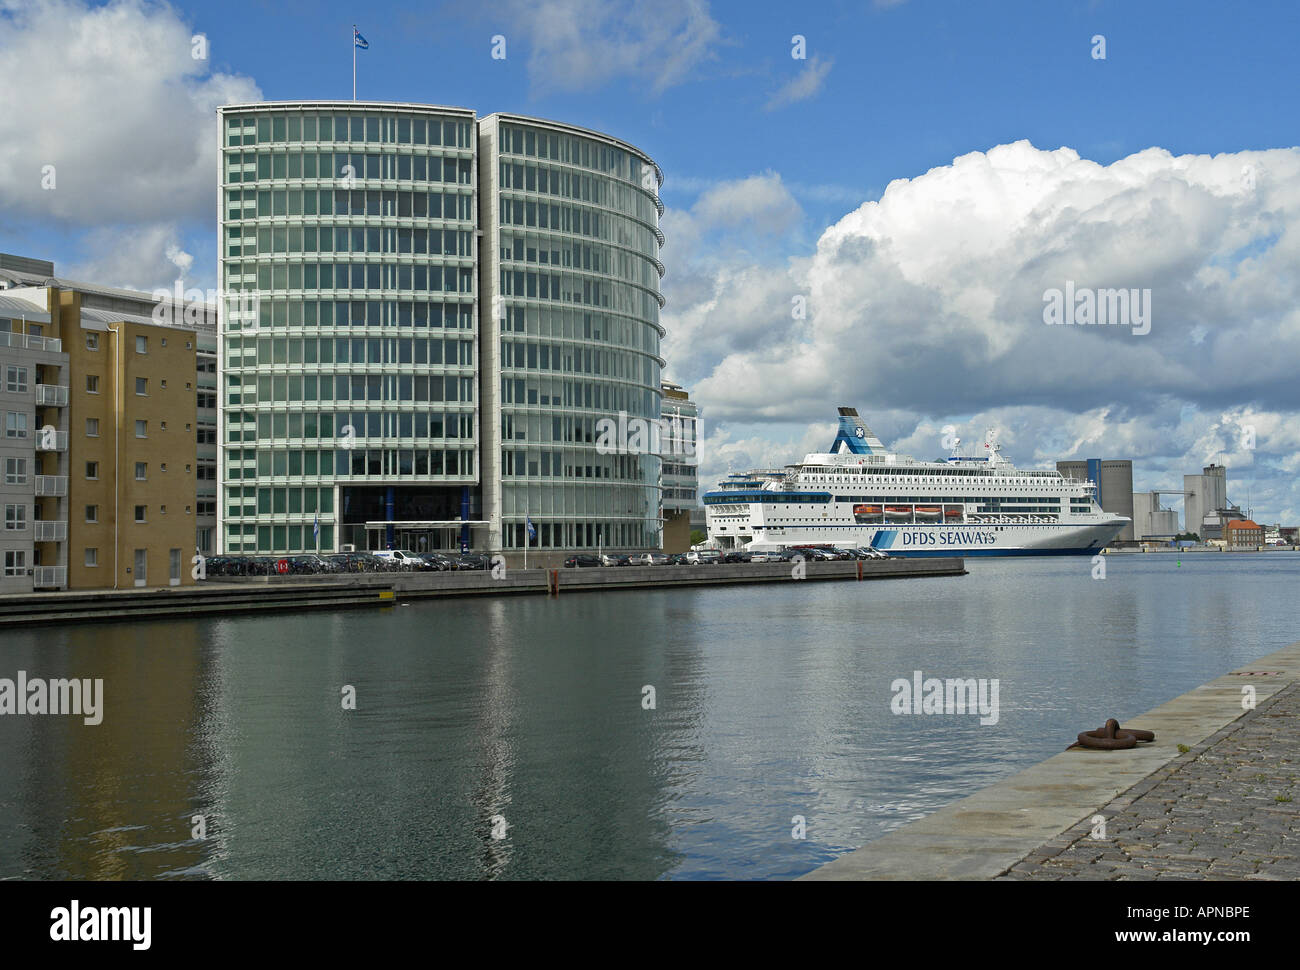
[689,529,707,546]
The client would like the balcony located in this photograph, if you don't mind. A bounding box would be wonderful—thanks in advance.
[34,475,67,497]
[0,333,62,353]
[34,520,68,542]
[32,566,67,589]
[35,430,68,452]
[36,384,69,406]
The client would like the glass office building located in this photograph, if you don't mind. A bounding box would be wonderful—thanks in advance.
[217,103,664,556]
[218,102,481,554]
[479,114,665,554]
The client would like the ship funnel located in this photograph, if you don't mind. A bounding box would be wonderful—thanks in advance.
[830,407,887,455]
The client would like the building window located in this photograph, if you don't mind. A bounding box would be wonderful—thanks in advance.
[86,418,100,437]
[5,412,29,438]
[135,420,147,438]
[86,333,100,351]
[135,462,147,480]
[135,335,148,354]
[160,379,167,389]
[4,458,27,485]
[86,461,99,480]
[86,375,100,393]
[161,338,167,347]
[85,548,98,567]
[160,505,167,514]
[85,505,98,523]
[5,366,28,393]
[160,421,167,431]
[3,551,25,576]
[4,504,26,531]
[136,377,148,395]
[134,505,147,523]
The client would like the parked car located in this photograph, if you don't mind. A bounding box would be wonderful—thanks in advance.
[667,553,691,566]
[792,547,836,562]
[720,550,752,563]
[685,550,722,565]
[419,553,456,571]
[563,554,602,568]
[373,549,424,570]
[747,549,784,563]
[628,552,671,566]
[451,553,492,570]
[599,553,631,566]
[325,553,366,572]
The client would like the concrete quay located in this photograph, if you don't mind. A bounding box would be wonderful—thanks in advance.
[0,557,964,626]
[801,639,1300,881]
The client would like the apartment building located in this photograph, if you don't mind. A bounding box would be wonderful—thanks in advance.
[0,274,201,590]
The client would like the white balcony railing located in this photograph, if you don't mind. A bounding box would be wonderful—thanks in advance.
[34,520,67,542]
[34,475,67,497]
[36,384,69,406]
[32,566,67,589]
[35,430,68,452]
[0,333,62,353]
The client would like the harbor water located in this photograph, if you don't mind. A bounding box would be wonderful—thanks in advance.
[1,553,1296,880]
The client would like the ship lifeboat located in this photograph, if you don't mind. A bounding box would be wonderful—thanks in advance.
[944,507,963,518]
[914,506,942,519]
[885,506,913,520]
[853,504,882,516]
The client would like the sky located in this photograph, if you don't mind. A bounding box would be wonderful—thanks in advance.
[2,0,1298,524]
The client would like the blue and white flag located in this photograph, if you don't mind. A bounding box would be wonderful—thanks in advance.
[313,511,320,541]
[526,515,536,541]
[354,28,369,49]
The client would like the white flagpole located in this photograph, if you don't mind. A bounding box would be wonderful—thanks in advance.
[524,503,528,571]
[352,25,356,100]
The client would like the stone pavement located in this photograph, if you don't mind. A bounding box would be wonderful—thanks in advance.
[998,682,1299,880]
[803,640,1300,880]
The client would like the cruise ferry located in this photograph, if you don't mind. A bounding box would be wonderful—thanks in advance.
[703,408,1128,557]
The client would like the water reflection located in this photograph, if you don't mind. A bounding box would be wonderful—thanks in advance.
[0,554,1296,880]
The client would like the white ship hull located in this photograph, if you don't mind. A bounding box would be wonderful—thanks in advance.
[723,520,1124,557]
[703,406,1129,558]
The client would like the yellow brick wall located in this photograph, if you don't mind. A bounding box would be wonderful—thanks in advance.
[48,289,199,589]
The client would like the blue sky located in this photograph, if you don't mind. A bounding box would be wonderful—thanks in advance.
[3,0,1300,523]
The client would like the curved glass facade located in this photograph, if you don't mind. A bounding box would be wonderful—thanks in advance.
[217,103,665,556]
[218,102,479,554]
[480,114,665,553]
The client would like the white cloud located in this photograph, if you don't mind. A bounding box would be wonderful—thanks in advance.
[63,224,197,294]
[491,0,722,96]
[691,172,803,235]
[766,54,833,111]
[0,0,261,226]
[662,140,1300,522]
